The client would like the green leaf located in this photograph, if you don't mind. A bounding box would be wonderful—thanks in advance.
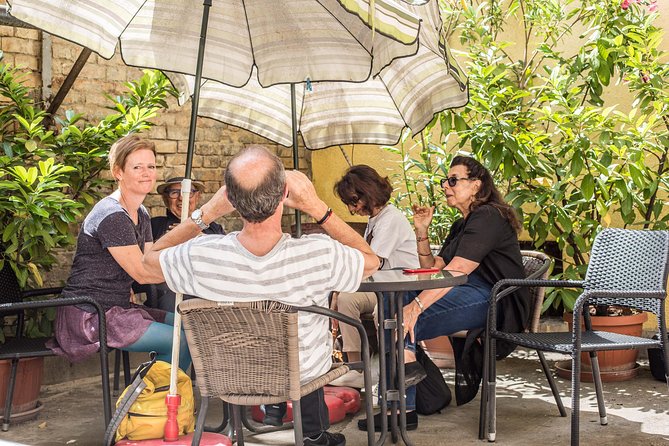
[581,174,594,201]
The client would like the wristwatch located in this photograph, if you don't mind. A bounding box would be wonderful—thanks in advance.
[190,208,209,230]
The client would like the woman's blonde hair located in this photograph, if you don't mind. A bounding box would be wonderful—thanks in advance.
[108,135,156,173]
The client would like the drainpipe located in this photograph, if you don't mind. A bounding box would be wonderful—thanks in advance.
[41,34,52,108]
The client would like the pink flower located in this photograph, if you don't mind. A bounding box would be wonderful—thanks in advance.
[621,0,631,9]
[649,0,658,12]
[641,73,650,83]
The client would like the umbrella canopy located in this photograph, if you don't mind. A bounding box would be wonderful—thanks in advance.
[167,0,468,150]
[8,1,424,430]
[8,0,421,87]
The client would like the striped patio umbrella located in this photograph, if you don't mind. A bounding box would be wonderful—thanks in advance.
[9,0,422,234]
[8,1,421,441]
[9,0,420,87]
[167,0,468,151]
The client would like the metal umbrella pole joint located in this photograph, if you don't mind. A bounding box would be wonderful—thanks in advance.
[165,0,212,441]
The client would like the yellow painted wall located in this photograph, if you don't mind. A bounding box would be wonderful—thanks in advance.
[312,144,412,224]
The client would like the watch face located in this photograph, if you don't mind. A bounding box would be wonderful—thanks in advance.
[192,209,202,220]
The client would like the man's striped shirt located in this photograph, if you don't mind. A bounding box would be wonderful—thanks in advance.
[160,232,364,383]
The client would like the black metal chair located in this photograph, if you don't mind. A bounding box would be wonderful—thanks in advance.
[474,250,566,439]
[482,228,669,445]
[0,264,114,431]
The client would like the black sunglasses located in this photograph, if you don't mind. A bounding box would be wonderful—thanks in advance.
[440,177,471,188]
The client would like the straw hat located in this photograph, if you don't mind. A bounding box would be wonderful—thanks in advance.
[157,176,205,195]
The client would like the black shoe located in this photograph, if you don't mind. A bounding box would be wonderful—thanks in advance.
[262,403,285,427]
[357,410,418,432]
[403,361,427,387]
[303,431,346,446]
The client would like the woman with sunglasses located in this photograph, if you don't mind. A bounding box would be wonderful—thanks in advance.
[358,155,529,431]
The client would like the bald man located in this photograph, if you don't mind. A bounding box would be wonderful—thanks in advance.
[143,145,379,446]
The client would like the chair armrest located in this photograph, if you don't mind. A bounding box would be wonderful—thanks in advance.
[296,304,369,372]
[0,296,109,353]
[488,279,584,329]
[572,289,666,319]
[21,287,64,299]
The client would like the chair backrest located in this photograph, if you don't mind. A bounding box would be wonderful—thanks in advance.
[0,263,23,306]
[583,228,669,315]
[178,298,302,402]
[520,250,553,333]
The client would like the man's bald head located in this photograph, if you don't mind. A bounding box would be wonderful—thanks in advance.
[225,145,286,223]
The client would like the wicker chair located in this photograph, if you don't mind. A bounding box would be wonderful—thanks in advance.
[473,250,565,438]
[179,298,376,446]
[482,229,669,446]
[0,264,112,431]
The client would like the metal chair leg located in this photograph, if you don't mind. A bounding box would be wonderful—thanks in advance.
[487,338,497,442]
[2,359,19,431]
[537,350,567,417]
[292,399,303,446]
[204,399,229,433]
[113,349,121,396]
[122,351,131,387]
[193,396,209,446]
[479,333,490,440]
[570,350,581,446]
[588,351,607,425]
[232,404,244,446]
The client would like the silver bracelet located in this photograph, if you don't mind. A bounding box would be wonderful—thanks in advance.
[414,296,425,313]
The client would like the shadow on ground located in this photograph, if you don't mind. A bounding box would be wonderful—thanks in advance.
[1,350,668,446]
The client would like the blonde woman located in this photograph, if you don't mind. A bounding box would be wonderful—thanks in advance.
[49,135,191,371]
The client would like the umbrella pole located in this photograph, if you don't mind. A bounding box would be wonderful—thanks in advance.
[165,0,212,441]
[291,83,302,237]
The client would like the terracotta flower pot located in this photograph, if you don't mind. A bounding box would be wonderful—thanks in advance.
[558,312,648,382]
[421,336,455,369]
[0,357,44,422]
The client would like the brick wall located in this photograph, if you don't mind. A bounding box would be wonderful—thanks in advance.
[1,17,310,285]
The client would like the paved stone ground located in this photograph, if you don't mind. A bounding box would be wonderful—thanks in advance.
[1,350,668,446]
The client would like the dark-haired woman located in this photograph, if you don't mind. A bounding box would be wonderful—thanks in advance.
[330,165,418,388]
[358,155,528,431]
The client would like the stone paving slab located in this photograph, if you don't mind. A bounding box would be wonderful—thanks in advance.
[1,351,668,446]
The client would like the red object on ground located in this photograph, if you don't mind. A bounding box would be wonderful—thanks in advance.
[324,394,346,423]
[251,393,349,425]
[114,432,232,445]
[163,394,181,441]
[324,386,361,415]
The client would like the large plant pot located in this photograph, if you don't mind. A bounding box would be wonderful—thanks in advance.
[421,336,455,369]
[558,312,648,382]
[0,357,44,422]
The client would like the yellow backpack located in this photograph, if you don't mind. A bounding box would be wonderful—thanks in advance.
[105,356,195,444]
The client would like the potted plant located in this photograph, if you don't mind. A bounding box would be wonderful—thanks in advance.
[0,61,174,420]
[560,306,648,382]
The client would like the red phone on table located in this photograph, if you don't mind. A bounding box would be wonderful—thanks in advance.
[402,268,441,274]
